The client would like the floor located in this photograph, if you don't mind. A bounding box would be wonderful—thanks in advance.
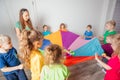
[0,60,105,80]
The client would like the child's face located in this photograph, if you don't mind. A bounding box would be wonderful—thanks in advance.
[22,11,29,21]
[87,27,91,31]
[43,26,48,31]
[1,40,12,51]
[33,39,43,49]
[105,23,113,30]
[61,25,65,29]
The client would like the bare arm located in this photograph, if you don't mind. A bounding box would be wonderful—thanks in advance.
[95,53,112,70]
[104,56,111,60]
[85,36,93,38]
[15,28,21,39]
[1,64,23,72]
[99,36,104,41]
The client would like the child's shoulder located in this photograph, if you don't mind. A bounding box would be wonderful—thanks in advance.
[43,64,68,70]
[31,50,43,57]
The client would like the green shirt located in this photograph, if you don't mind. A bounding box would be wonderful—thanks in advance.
[15,21,31,31]
[103,30,116,44]
[41,64,69,80]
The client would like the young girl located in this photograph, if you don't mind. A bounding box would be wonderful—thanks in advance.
[42,25,51,36]
[84,25,93,40]
[95,34,120,80]
[59,23,67,31]
[100,20,117,44]
[0,34,28,80]
[15,8,34,39]
[19,30,44,80]
[41,44,69,80]
[102,35,114,57]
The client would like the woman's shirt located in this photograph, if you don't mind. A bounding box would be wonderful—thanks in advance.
[15,21,31,31]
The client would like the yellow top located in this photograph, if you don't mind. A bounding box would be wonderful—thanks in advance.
[30,50,44,80]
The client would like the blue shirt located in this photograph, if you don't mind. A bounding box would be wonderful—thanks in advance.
[42,30,51,36]
[0,47,21,75]
[84,30,93,40]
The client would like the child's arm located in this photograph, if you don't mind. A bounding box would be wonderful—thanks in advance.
[99,36,104,40]
[85,36,93,38]
[95,53,112,70]
[1,64,23,72]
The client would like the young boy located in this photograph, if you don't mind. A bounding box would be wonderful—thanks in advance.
[102,20,117,44]
[84,25,93,40]
[42,25,51,36]
[0,34,28,80]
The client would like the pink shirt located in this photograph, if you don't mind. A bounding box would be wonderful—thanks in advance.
[104,55,120,80]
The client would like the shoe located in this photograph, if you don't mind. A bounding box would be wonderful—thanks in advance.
[102,69,106,73]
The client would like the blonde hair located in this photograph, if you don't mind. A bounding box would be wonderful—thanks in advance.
[44,44,63,65]
[111,34,120,57]
[0,34,11,45]
[19,30,43,68]
[106,20,116,28]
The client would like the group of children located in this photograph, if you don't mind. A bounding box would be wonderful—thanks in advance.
[0,8,120,80]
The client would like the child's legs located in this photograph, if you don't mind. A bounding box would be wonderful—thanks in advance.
[15,69,28,80]
[4,73,18,80]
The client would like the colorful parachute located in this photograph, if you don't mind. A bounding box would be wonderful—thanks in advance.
[44,30,104,66]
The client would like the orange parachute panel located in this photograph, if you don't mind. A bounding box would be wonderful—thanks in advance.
[44,31,63,47]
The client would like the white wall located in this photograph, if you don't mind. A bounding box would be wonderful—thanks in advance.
[0,0,116,47]
[33,0,116,36]
[34,0,104,36]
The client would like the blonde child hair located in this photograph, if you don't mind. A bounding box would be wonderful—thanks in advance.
[106,20,116,28]
[0,34,11,44]
[111,34,120,57]
[44,44,63,65]
[19,29,43,68]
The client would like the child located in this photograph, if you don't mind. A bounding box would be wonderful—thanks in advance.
[15,8,34,39]
[40,44,69,80]
[95,34,120,80]
[19,30,44,80]
[102,35,114,57]
[59,23,67,31]
[101,35,114,64]
[0,34,28,80]
[100,20,117,44]
[42,25,51,36]
[84,25,93,40]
